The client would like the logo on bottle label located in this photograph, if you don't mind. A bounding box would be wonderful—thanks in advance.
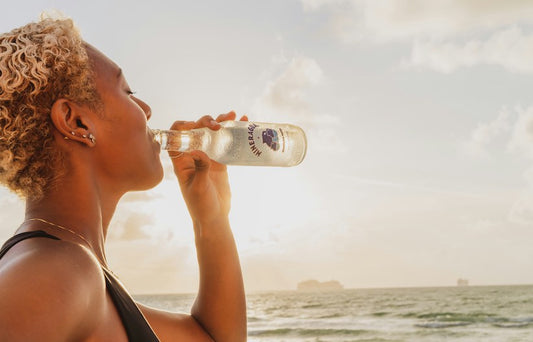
[248,123,285,157]
[262,129,280,151]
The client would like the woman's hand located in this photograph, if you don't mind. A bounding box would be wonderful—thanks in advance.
[169,112,248,341]
[169,111,247,232]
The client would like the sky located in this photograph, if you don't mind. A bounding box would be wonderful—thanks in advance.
[2,0,533,294]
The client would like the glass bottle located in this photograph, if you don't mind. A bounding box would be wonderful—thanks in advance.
[152,121,307,167]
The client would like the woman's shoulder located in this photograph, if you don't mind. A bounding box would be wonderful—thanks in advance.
[0,233,105,285]
[0,235,107,341]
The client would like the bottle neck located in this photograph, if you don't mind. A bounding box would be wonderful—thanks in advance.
[152,129,193,152]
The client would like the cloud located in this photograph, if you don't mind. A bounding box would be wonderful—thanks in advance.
[0,189,25,239]
[508,166,533,225]
[107,238,195,294]
[507,112,533,225]
[463,105,533,159]
[408,27,533,74]
[239,185,533,290]
[300,0,533,41]
[463,105,533,225]
[463,108,512,158]
[507,106,533,159]
[122,190,162,203]
[300,0,347,11]
[253,54,348,154]
[109,212,153,241]
[255,56,323,121]
[509,191,533,225]
[300,0,533,74]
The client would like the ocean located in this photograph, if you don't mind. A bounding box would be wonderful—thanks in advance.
[135,285,533,341]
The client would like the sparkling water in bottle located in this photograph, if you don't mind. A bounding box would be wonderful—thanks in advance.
[152,121,307,167]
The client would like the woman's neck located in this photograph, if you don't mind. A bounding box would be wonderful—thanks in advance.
[23,173,122,268]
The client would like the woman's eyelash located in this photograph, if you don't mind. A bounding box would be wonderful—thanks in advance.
[127,90,137,95]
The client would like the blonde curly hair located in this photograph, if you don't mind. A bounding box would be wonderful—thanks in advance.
[0,17,100,200]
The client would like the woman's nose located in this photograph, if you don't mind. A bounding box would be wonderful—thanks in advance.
[134,96,152,120]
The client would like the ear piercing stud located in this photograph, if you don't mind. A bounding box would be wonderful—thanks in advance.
[63,132,96,144]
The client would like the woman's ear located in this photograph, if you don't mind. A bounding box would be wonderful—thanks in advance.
[50,99,97,147]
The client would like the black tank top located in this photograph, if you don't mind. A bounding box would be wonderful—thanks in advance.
[0,230,160,342]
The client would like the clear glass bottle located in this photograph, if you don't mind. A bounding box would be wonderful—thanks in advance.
[152,121,307,167]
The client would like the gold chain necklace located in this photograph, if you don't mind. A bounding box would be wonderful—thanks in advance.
[25,218,113,274]
[27,218,93,247]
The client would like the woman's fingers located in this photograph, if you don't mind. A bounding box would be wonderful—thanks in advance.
[171,112,243,133]
[216,111,236,123]
[168,112,248,159]
[189,150,211,183]
[171,150,211,186]
[170,120,196,131]
[195,115,220,130]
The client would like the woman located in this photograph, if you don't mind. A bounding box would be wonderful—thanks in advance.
[0,16,246,341]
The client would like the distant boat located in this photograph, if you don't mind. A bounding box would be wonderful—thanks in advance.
[457,278,469,287]
[297,279,344,291]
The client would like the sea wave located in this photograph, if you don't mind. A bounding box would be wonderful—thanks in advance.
[415,321,472,328]
[248,328,370,337]
[490,317,533,328]
[413,311,533,329]
[318,312,345,319]
[416,311,496,322]
[492,322,531,328]
[247,316,265,323]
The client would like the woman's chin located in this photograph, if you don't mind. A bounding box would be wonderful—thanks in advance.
[145,166,164,190]
[130,164,164,192]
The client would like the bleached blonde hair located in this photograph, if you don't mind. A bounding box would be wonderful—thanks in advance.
[0,16,100,200]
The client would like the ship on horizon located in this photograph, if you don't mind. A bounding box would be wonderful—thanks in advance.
[457,278,469,287]
[297,279,344,291]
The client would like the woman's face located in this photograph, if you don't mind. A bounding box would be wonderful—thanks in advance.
[85,45,163,193]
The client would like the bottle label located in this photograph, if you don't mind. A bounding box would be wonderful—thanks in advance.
[247,123,285,157]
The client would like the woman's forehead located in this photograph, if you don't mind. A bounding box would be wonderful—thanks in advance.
[85,43,121,81]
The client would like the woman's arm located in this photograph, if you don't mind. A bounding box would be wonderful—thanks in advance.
[141,112,246,342]
[137,304,214,341]
[190,216,246,342]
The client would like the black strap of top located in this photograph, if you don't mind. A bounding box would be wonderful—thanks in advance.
[0,230,60,259]
[0,230,159,342]
[103,269,160,341]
